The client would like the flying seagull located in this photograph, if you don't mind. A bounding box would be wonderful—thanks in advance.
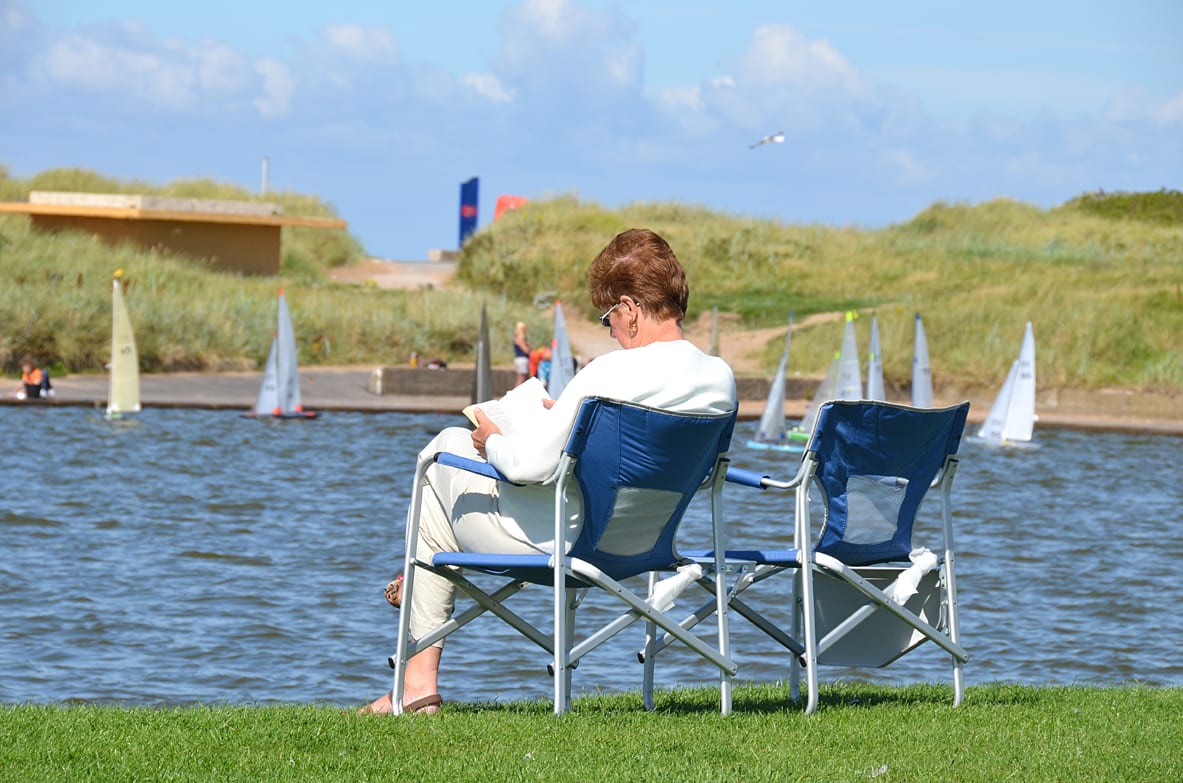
[749,131,785,149]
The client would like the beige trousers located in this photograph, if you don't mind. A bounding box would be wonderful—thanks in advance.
[407,427,554,647]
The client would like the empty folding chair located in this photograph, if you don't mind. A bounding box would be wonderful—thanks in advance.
[650,399,970,714]
[388,397,739,715]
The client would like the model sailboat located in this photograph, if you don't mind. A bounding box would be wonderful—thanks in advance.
[795,353,839,442]
[975,321,1036,446]
[912,313,934,407]
[748,312,801,452]
[866,315,885,401]
[547,300,575,399]
[790,311,862,444]
[472,301,493,404]
[105,270,141,419]
[247,289,316,419]
[834,311,862,401]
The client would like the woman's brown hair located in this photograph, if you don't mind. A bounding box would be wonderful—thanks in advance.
[586,229,689,323]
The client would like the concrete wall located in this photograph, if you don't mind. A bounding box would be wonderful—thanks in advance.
[368,365,805,403]
[369,366,518,398]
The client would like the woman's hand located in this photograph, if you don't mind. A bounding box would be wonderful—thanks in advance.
[471,408,502,457]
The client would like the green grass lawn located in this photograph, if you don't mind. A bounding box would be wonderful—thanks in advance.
[2,684,1179,782]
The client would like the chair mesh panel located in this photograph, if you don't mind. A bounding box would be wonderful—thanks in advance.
[812,401,967,565]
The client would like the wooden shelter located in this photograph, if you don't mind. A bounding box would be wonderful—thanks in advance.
[0,191,348,275]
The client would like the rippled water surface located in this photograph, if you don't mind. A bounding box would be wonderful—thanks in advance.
[2,406,1180,707]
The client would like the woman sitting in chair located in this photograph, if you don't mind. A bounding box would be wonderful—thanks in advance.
[362,228,736,714]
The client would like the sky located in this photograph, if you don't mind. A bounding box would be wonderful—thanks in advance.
[2,1,1180,260]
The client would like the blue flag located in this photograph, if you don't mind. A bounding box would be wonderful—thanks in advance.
[459,177,479,246]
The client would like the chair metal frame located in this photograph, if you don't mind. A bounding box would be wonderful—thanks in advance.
[388,397,739,715]
[649,399,970,714]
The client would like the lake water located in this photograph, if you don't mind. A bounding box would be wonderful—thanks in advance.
[2,406,1180,708]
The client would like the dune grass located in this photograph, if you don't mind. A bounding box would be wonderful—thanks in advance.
[0,168,557,374]
[3,166,1180,393]
[458,194,1183,392]
[1,684,1179,782]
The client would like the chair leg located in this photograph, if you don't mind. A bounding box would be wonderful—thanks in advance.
[642,572,658,711]
[943,557,965,707]
[714,567,732,716]
[391,468,430,716]
[552,589,576,715]
[799,565,819,715]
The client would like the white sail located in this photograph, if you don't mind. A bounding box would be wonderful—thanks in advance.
[547,300,575,399]
[253,337,280,415]
[106,274,141,417]
[866,315,884,401]
[250,289,311,417]
[799,354,838,437]
[977,360,1017,441]
[912,313,934,408]
[1002,322,1036,441]
[754,312,793,442]
[275,290,303,414]
[977,321,1036,443]
[834,312,862,401]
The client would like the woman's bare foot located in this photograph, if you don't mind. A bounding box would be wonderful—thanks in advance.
[357,692,394,715]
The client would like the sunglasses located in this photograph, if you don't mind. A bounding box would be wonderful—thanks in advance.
[597,302,622,327]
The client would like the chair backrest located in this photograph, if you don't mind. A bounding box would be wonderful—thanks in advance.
[562,397,736,580]
[807,400,969,565]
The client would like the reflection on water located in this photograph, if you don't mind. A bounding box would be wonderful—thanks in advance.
[1,407,1180,707]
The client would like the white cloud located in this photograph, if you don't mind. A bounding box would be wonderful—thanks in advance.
[661,24,879,136]
[660,85,702,112]
[882,147,933,186]
[34,21,293,118]
[1103,86,1183,128]
[1154,90,1183,127]
[44,30,198,110]
[1,0,32,36]
[462,73,514,104]
[496,0,642,101]
[737,24,863,96]
[254,57,294,118]
[193,40,252,94]
[322,23,398,63]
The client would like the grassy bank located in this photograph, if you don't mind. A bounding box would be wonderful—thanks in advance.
[0,167,554,374]
[2,684,1179,781]
[458,194,1183,392]
[3,166,1180,393]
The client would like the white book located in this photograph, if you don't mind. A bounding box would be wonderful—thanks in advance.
[462,376,550,436]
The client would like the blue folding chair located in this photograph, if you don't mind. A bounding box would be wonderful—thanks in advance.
[388,397,739,715]
[651,400,970,714]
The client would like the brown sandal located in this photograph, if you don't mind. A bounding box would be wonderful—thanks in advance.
[403,694,443,714]
[384,574,403,608]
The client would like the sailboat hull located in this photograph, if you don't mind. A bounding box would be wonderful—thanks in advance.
[745,437,805,453]
[242,410,319,420]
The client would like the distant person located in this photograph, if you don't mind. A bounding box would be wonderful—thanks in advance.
[512,322,531,386]
[9,356,52,400]
[529,345,552,390]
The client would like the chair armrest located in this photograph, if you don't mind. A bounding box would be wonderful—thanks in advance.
[725,466,772,489]
[726,457,812,491]
[433,451,523,485]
